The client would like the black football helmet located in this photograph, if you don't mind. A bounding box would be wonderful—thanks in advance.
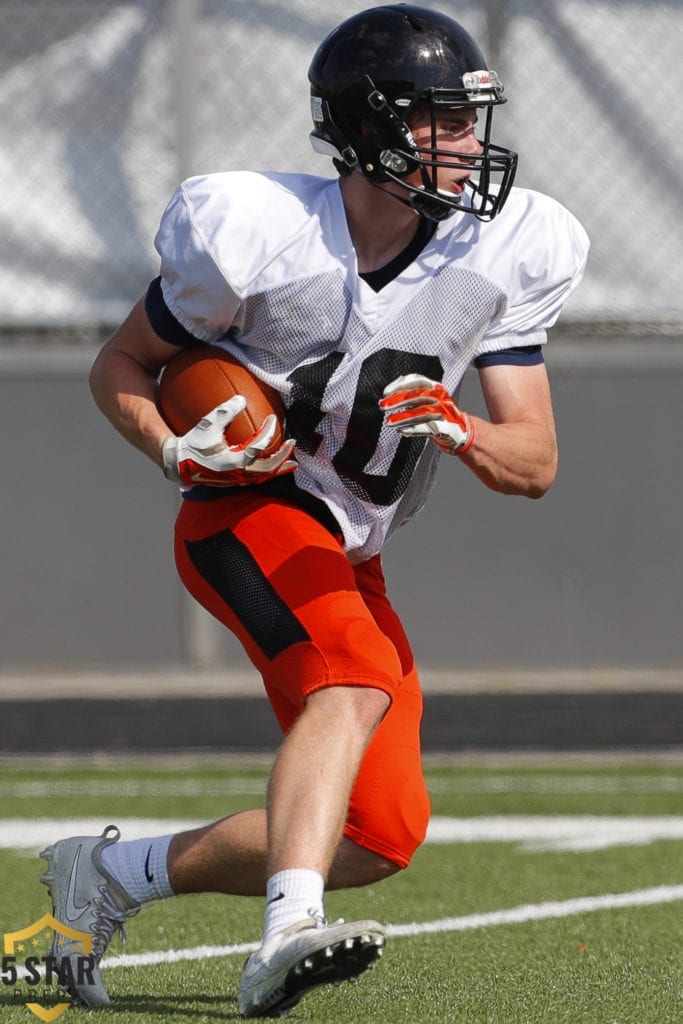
[308,4,518,221]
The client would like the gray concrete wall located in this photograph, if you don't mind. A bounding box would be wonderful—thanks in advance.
[1,335,681,678]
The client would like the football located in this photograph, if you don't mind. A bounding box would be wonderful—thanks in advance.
[158,345,285,451]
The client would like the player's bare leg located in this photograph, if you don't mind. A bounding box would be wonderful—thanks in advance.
[235,685,391,1016]
[266,685,391,874]
[168,811,399,894]
[169,685,395,894]
[39,687,395,1012]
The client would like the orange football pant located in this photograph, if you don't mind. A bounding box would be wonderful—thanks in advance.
[174,488,430,869]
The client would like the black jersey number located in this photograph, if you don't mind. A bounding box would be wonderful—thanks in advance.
[286,348,443,507]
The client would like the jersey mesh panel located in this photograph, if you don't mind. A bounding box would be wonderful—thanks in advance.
[223,264,504,558]
[237,272,351,373]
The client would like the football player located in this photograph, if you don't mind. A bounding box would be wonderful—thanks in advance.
[40,4,588,1018]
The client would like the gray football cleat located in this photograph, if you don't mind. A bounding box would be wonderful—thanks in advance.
[238,912,385,1018]
[40,824,140,1007]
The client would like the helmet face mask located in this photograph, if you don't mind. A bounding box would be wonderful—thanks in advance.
[308,4,518,221]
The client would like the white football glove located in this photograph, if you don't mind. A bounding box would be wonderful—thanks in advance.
[162,395,296,486]
[379,374,475,455]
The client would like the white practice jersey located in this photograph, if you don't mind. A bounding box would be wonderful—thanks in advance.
[155,171,589,563]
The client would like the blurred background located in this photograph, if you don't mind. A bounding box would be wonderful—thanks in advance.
[0,1,681,749]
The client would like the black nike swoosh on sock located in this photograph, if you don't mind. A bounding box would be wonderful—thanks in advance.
[266,892,286,905]
[144,845,154,883]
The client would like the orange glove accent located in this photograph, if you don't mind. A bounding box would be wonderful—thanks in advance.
[162,396,296,486]
[379,374,475,455]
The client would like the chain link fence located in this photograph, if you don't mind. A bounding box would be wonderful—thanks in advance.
[0,0,681,333]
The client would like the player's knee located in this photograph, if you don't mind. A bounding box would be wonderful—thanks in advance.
[370,854,402,880]
[331,837,401,888]
[360,685,392,731]
[307,684,391,734]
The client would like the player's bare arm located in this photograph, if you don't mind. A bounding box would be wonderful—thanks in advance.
[462,361,558,498]
[92,300,297,486]
[89,297,179,468]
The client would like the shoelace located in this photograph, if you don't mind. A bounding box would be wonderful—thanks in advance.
[307,908,346,928]
[90,882,136,958]
[306,908,327,928]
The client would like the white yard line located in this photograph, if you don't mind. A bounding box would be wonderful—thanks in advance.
[385,885,683,936]
[3,816,683,853]
[426,814,683,851]
[98,884,683,971]
[0,819,210,849]
[18,882,683,982]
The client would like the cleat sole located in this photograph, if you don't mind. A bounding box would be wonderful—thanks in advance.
[239,922,385,1018]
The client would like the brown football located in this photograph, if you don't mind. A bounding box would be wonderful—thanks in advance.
[158,345,285,451]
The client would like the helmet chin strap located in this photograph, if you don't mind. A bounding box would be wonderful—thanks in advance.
[358,168,455,223]
[405,192,455,222]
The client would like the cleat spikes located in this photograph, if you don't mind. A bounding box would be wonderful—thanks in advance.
[238,917,386,1016]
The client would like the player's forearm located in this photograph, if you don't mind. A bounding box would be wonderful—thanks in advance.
[458,415,558,498]
[89,346,170,469]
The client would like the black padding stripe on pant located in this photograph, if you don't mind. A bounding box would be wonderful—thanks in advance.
[185,528,311,660]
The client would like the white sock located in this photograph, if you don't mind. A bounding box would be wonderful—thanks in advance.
[100,834,175,904]
[262,869,325,942]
